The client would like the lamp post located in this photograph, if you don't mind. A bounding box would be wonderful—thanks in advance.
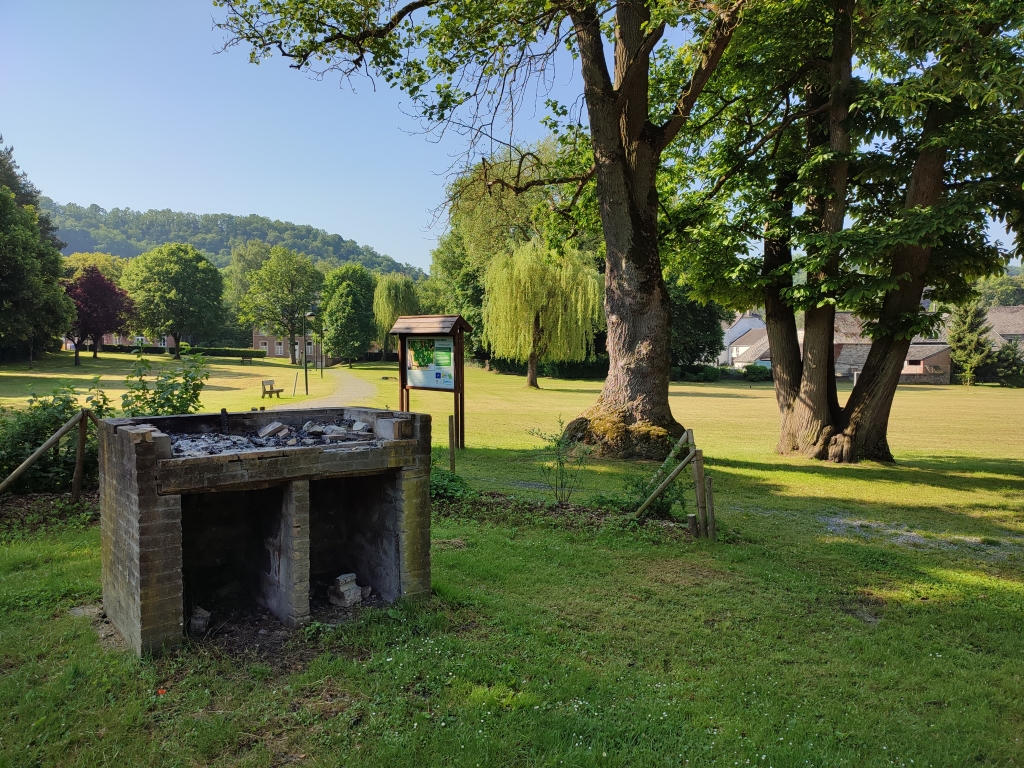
[303,310,316,396]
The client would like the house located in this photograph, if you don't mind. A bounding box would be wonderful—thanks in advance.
[986,305,1024,347]
[252,329,323,363]
[728,311,952,384]
[718,311,766,366]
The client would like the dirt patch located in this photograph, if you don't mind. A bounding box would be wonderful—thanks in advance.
[839,594,886,625]
[433,538,467,550]
[642,559,726,587]
[69,603,130,651]
[820,514,1024,561]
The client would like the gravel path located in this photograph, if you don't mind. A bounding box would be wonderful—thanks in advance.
[271,366,378,410]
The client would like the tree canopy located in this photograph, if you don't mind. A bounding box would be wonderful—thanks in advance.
[65,266,134,365]
[63,251,126,283]
[322,263,377,364]
[239,246,323,364]
[121,243,225,356]
[483,238,603,388]
[373,273,420,356]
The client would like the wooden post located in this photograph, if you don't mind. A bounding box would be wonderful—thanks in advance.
[692,449,707,538]
[687,513,699,538]
[72,410,88,503]
[448,415,456,472]
[633,448,697,519]
[705,475,716,542]
[397,333,408,411]
[457,330,466,448]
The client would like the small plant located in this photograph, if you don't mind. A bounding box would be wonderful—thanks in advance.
[528,418,592,505]
[430,467,475,502]
[121,353,210,416]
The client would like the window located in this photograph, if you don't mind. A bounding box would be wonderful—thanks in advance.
[259,341,268,350]
[275,341,283,356]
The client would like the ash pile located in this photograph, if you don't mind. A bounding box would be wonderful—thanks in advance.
[169,418,378,457]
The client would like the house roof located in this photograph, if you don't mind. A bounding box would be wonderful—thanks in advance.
[722,310,765,332]
[733,334,772,363]
[833,312,869,343]
[731,328,767,348]
[389,315,474,335]
[987,306,1024,338]
[906,343,950,361]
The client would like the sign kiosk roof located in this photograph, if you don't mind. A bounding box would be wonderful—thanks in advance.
[389,315,473,336]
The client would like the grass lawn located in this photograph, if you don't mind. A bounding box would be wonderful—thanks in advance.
[1,362,1022,766]
[0,351,341,413]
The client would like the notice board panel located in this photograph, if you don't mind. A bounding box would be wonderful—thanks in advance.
[406,336,455,391]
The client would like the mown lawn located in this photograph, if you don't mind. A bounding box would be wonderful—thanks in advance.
[0,351,339,413]
[0,362,1022,766]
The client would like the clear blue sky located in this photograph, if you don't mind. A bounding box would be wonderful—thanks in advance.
[0,0,471,271]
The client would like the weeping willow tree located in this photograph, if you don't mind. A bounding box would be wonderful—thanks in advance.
[373,273,420,358]
[483,239,603,388]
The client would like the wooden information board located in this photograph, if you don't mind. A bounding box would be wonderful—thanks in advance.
[390,315,472,448]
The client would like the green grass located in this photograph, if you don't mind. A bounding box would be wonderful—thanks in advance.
[1,362,1022,766]
[0,351,341,413]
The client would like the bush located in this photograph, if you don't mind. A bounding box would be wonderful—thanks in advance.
[680,364,721,382]
[430,468,475,502]
[743,364,773,382]
[529,419,592,504]
[95,344,168,355]
[0,380,112,493]
[121,354,210,416]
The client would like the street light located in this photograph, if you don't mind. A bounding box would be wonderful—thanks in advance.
[303,310,316,396]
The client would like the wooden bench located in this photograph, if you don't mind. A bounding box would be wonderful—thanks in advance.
[240,356,252,365]
[261,380,284,398]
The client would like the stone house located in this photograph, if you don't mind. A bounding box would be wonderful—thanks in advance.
[718,311,766,366]
[252,329,323,363]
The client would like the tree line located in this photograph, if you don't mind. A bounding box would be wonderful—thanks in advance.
[39,197,421,274]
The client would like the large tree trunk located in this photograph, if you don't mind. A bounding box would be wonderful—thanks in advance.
[172,332,182,360]
[73,338,81,366]
[563,2,682,458]
[829,103,950,462]
[526,313,541,389]
[288,332,297,365]
[774,0,853,458]
[92,335,99,358]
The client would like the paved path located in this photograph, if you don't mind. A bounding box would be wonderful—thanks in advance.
[271,366,377,410]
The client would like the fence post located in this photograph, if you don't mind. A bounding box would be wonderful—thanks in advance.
[72,410,89,503]
[0,411,83,496]
[448,415,456,473]
[692,449,707,537]
[705,475,716,542]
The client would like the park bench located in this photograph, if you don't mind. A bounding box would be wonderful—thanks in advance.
[239,356,252,365]
[261,379,284,398]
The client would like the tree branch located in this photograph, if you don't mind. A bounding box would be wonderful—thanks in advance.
[612,22,666,113]
[654,0,747,153]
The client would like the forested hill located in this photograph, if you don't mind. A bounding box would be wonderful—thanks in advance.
[39,198,421,275]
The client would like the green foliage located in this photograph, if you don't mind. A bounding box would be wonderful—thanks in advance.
[121,243,225,348]
[373,273,420,354]
[483,239,603,366]
[680,364,722,383]
[995,339,1024,387]
[0,186,75,357]
[429,467,475,503]
[976,273,1024,307]
[239,246,323,362]
[528,420,592,505]
[948,301,995,386]
[667,279,731,367]
[224,239,272,310]
[120,354,210,416]
[40,198,418,274]
[322,263,377,361]
[189,347,267,358]
[743,364,773,382]
[62,251,125,283]
[0,380,110,493]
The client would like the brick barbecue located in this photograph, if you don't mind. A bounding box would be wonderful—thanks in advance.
[98,407,431,655]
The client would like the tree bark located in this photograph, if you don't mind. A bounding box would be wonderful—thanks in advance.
[172,332,182,360]
[775,0,853,458]
[288,332,297,365]
[73,338,81,366]
[564,2,684,458]
[526,312,541,388]
[91,335,99,358]
[829,103,951,462]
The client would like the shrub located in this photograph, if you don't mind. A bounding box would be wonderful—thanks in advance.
[0,380,112,493]
[191,347,267,359]
[430,468,475,502]
[529,419,592,504]
[121,354,210,416]
[743,364,773,382]
[679,364,721,382]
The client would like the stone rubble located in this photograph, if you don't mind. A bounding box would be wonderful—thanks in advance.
[329,573,364,608]
[168,418,377,457]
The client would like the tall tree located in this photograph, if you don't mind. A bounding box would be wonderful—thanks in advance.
[322,263,377,365]
[483,239,603,388]
[0,188,75,358]
[65,266,134,365]
[1,137,63,251]
[373,273,420,358]
[976,273,1024,307]
[240,246,323,364]
[947,302,995,386]
[225,239,272,309]
[122,243,225,358]
[217,0,748,458]
[666,278,730,368]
